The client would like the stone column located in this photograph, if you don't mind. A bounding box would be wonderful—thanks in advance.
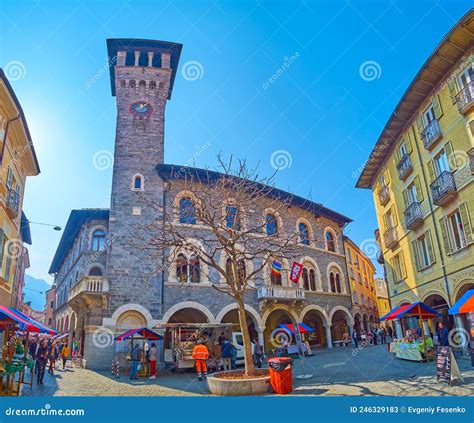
[147,52,154,67]
[325,324,333,348]
[394,319,403,339]
[257,327,265,347]
[134,51,140,66]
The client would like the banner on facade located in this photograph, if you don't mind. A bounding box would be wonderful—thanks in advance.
[290,261,303,284]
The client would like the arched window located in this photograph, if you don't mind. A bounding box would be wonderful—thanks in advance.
[309,268,316,291]
[330,272,336,292]
[226,258,246,285]
[325,230,336,252]
[353,292,358,303]
[179,197,196,224]
[302,267,310,290]
[225,206,241,230]
[189,256,200,283]
[298,222,310,245]
[176,254,188,283]
[89,267,103,277]
[176,254,200,283]
[133,175,142,190]
[266,214,278,236]
[91,229,106,251]
[335,273,341,293]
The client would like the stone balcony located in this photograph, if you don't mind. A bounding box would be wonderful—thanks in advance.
[5,189,20,219]
[257,285,305,302]
[383,227,398,250]
[68,276,109,309]
[404,201,424,230]
[396,154,413,181]
[378,185,390,206]
[430,171,457,207]
[421,119,442,150]
[455,81,474,116]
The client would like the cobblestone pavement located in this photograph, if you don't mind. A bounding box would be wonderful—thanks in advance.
[23,345,473,396]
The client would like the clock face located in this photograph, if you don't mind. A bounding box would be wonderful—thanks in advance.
[129,101,153,118]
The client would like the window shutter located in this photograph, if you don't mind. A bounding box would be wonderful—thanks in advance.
[412,239,420,270]
[399,252,407,279]
[394,147,400,165]
[447,79,458,103]
[405,135,413,154]
[0,230,4,268]
[414,175,424,202]
[459,203,473,244]
[387,258,394,283]
[426,230,436,264]
[427,160,436,183]
[391,205,398,227]
[402,189,409,209]
[417,115,424,135]
[439,217,452,254]
[382,213,387,232]
[444,141,457,172]
[6,167,13,189]
[432,95,443,119]
[384,168,391,184]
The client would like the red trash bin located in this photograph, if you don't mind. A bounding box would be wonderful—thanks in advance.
[268,357,293,394]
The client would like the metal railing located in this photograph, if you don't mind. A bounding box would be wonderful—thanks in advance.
[455,81,474,113]
[378,184,390,205]
[68,276,109,302]
[404,202,423,230]
[257,285,305,301]
[396,154,413,180]
[421,119,442,150]
[6,189,20,217]
[430,171,457,206]
[383,227,398,249]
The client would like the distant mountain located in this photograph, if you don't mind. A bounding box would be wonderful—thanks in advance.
[23,274,51,311]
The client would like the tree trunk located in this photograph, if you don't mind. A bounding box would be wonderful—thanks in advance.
[236,298,256,377]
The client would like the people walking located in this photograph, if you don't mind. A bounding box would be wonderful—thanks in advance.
[221,337,234,371]
[253,337,263,368]
[130,344,142,380]
[36,339,48,385]
[47,341,55,375]
[61,343,70,370]
[387,326,393,339]
[192,339,209,381]
[352,328,360,348]
[149,343,157,379]
[437,322,449,347]
[342,331,351,348]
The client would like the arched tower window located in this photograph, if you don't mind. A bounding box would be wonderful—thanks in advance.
[91,229,106,251]
[179,197,196,224]
[266,214,278,235]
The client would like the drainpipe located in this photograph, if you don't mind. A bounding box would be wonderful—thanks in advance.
[1,114,21,165]
[410,126,451,305]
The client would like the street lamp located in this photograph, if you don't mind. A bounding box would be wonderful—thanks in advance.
[27,221,62,231]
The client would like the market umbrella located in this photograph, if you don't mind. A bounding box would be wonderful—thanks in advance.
[0,305,44,332]
[278,322,314,334]
[115,327,163,341]
[379,305,403,321]
[448,289,474,315]
[381,302,439,320]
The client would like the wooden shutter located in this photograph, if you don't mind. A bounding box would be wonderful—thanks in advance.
[405,134,413,154]
[447,79,459,103]
[399,252,407,279]
[0,230,4,269]
[6,167,13,189]
[432,95,443,119]
[459,203,473,244]
[391,205,398,227]
[426,230,436,264]
[417,115,424,135]
[412,239,421,270]
[384,168,391,184]
[444,141,457,172]
[414,175,424,202]
[427,160,436,183]
[439,217,452,254]
[402,189,409,209]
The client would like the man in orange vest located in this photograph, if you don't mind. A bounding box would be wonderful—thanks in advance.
[192,339,209,381]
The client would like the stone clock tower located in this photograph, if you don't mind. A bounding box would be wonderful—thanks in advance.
[105,39,183,321]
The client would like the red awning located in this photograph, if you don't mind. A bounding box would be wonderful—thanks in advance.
[115,327,163,341]
[0,305,57,334]
[381,302,439,320]
[278,323,314,334]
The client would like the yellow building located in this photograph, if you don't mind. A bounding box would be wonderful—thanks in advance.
[357,10,474,337]
[0,69,40,306]
[374,278,391,319]
[344,236,379,331]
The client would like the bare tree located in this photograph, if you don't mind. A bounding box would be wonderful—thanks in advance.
[134,156,305,376]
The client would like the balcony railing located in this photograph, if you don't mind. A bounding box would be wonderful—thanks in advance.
[468,148,474,175]
[257,286,305,301]
[430,171,457,206]
[396,154,413,181]
[378,185,390,206]
[68,276,109,302]
[421,119,442,150]
[6,189,20,218]
[404,201,424,230]
[383,227,398,250]
[455,81,474,115]
[376,251,384,265]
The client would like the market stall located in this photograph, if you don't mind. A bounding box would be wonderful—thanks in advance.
[448,289,474,348]
[381,302,439,362]
[277,323,314,355]
[114,328,163,377]
[0,305,57,395]
[154,323,233,371]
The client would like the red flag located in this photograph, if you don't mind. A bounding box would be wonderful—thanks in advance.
[290,261,303,284]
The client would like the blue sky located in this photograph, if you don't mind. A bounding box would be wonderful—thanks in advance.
[1,0,470,283]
